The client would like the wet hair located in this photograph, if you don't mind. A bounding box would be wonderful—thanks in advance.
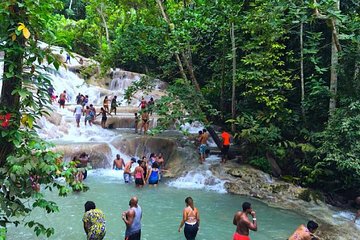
[84,201,96,212]
[135,113,138,116]
[90,104,93,107]
[137,160,142,165]
[150,153,156,159]
[131,157,136,162]
[307,220,318,231]
[86,106,90,109]
[80,152,87,158]
[185,197,194,210]
[242,202,251,211]
[203,128,207,133]
[105,96,108,99]
[198,130,202,135]
[152,162,159,168]
[116,154,120,159]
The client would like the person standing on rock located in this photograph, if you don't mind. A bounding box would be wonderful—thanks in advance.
[84,106,93,126]
[59,90,67,109]
[122,196,142,240]
[110,96,118,115]
[103,96,110,112]
[288,220,319,240]
[221,128,231,164]
[74,103,83,127]
[139,96,147,110]
[97,107,112,128]
[232,202,257,240]
[140,111,149,134]
[178,196,200,240]
[113,154,125,170]
[124,158,136,183]
[134,113,139,133]
[198,129,209,164]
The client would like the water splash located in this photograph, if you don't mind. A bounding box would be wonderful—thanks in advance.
[167,155,227,193]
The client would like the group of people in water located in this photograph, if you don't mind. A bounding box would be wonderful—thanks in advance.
[113,152,165,187]
[82,196,320,240]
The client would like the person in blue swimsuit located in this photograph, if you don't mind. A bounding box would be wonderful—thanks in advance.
[148,162,160,186]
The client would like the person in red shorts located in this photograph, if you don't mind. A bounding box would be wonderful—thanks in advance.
[221,128,231,163]
[233,202,257,240]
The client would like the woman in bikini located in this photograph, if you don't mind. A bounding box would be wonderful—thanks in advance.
[178,197,200,240]
[103,96,110,112]
[141,111,149,134]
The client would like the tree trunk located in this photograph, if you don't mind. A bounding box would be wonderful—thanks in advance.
[230,22,236,132]
[266,151,282,177]
[181,52,200,91]
[68,0,73,10]
[97,6,111,48]
[0,15,24,167]
[220,40,226,120]
[329,0,340,115]
[300,21,305,120]
[156,0,188,80]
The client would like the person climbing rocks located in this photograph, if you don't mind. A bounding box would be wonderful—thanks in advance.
[103,96,110,112]
[198,129,209,164]
[97,107,112,128]
[232,202,257,240]
[65,53,71,64]
[110,96,118,115]
[74,103,83,127]
[288,220,319,240]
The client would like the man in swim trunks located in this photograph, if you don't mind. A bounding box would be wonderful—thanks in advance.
[59,90,67,109]
[288,220,319,240]
[113,154,125,170]
[198,129,209,164]
[233,202,257,240]
[124,158,136,183]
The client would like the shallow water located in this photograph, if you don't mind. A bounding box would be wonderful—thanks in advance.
[8,169,307,240]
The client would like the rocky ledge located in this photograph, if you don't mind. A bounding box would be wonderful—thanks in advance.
[205,161,359,240]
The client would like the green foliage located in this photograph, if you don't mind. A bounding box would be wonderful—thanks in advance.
[248,157,271,174]
[306,101,360,194]
[0,0,87,237]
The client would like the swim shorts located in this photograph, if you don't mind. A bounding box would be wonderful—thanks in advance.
[199,144,207,155]
[124,173,131,183]
[233,232,250,240]
[75,114,81,121]
[135,178,144,186]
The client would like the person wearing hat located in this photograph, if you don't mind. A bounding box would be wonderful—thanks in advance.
[124,158,136,183]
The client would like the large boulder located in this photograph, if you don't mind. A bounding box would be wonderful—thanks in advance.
[53,143,112,168]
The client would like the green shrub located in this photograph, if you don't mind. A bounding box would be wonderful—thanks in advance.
[248,156,272,173]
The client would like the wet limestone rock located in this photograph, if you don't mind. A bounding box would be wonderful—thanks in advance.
[53,143,112,168]
[45,111,62,126]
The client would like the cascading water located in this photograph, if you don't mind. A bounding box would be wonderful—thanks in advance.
[2,48,359,239]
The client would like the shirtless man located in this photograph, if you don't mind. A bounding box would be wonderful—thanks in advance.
[124,158,136,183]
[59,90,67,109]
[113,154,125,170]
[232,202,257,240]
[198,129,209,164]
[288,221,319,240]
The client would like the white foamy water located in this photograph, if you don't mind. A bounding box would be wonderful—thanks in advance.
[333,211,360,229]
[168,154,227,193]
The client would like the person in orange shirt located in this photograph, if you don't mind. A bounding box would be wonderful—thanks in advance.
[221,128,231,163]
[288,220,319,240]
